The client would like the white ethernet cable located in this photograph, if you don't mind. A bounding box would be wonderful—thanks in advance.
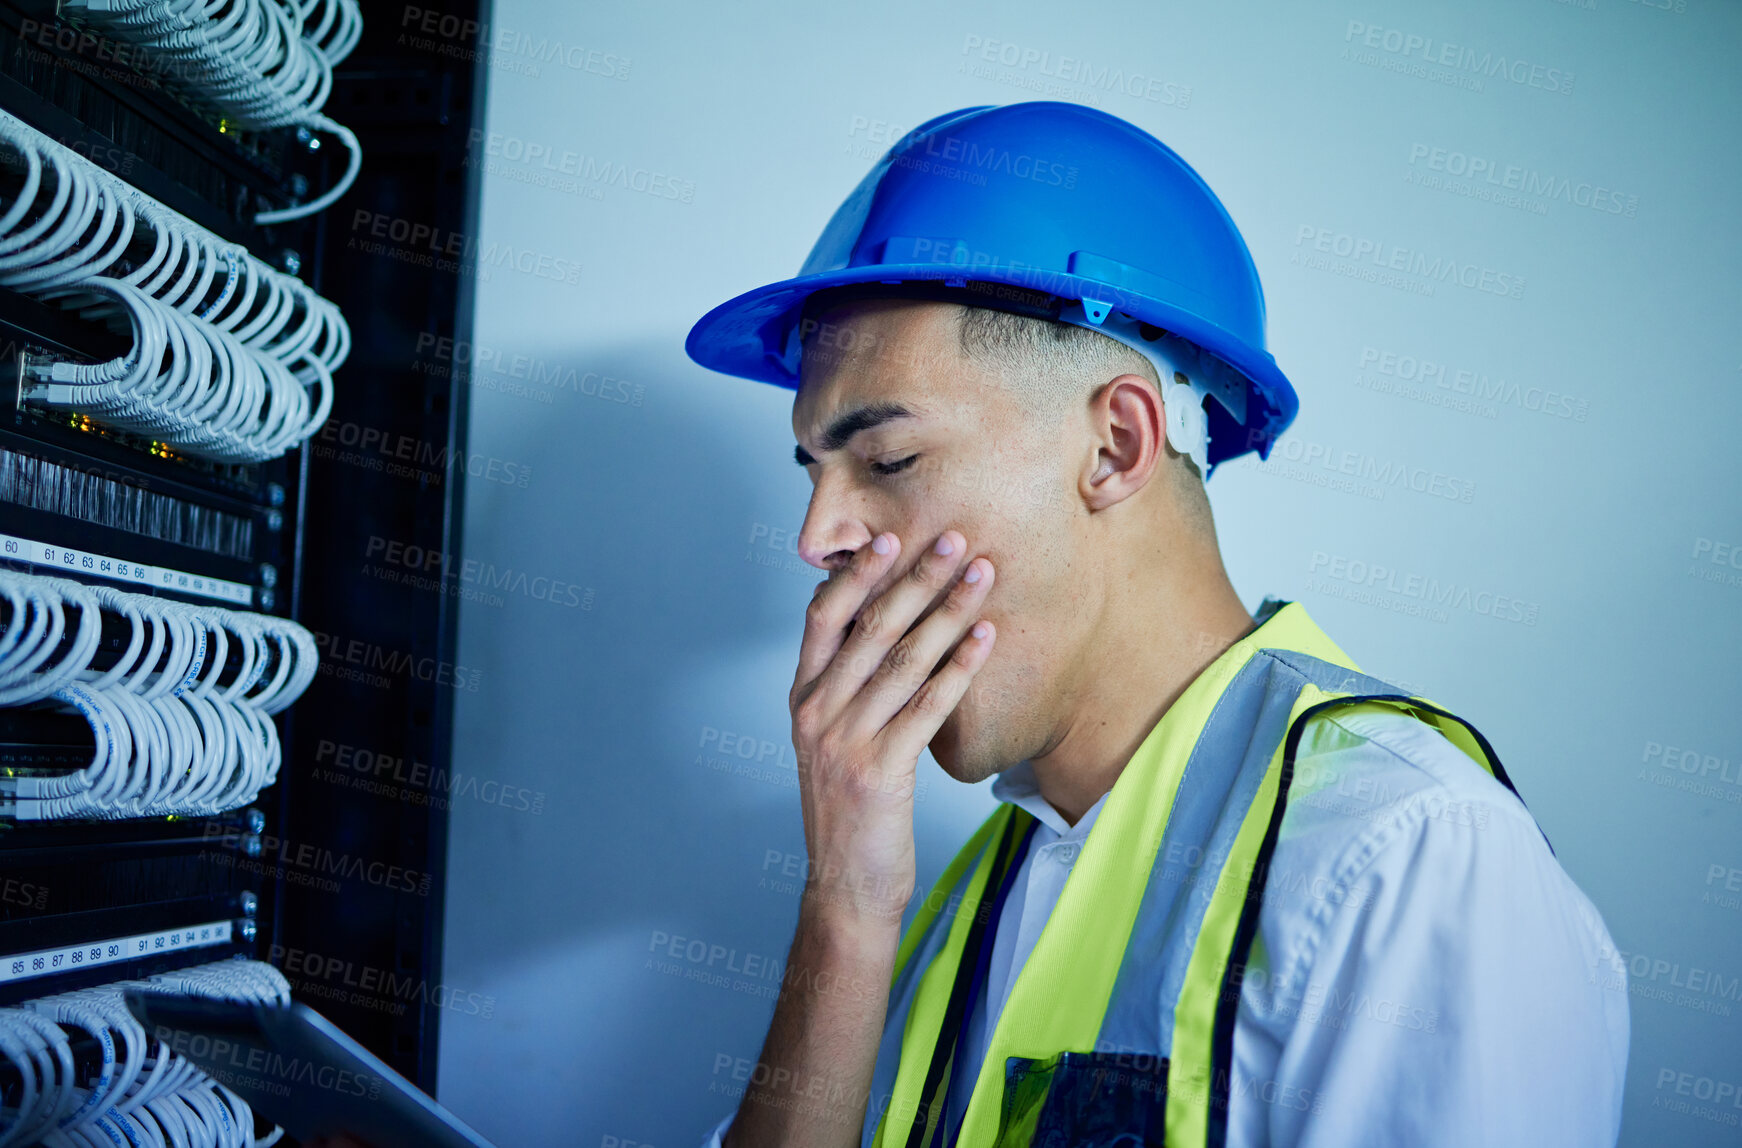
[0,569,319,821]
[292,0,361,66]
[59,0,366,225]
[0,960,289,1147]
[0,108,349,462]
[0,1009,76,1146]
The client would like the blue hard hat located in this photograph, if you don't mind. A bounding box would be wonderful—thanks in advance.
[684,101,1296,470]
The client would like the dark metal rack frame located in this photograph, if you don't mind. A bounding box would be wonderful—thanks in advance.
[0,0,486,1104]
[272,19,488,1089]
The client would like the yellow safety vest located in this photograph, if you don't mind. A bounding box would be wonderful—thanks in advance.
[865,601,1531,1148]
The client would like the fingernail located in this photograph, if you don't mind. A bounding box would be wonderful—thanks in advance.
[963,563,982,584]
[934,534,955,556]
[872,534,891,555]
[972,621,990,640]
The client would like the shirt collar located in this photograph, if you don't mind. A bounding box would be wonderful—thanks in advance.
[990,760,1110,841]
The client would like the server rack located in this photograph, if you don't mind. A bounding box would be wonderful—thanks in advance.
[0,0,485,1140]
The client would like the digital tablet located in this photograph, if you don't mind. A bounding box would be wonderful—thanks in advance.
[124,990,498,1148]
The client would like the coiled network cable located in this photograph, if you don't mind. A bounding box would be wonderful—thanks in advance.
[0,959,290,1147]
[58,0,365,225]
[0,569,319,821]
[0,107,350,462]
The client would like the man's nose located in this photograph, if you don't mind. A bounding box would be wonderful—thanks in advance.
[796,491,872,571]
[797,522,869,572]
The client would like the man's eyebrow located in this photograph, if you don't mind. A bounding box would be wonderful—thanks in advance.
[793,401,917,466]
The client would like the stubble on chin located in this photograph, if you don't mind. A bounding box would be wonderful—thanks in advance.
[929,707,1018,787]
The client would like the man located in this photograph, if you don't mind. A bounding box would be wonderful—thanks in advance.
[685,102,1628,1147]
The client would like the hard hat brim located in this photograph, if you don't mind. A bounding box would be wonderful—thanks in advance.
[685,263,1298,468]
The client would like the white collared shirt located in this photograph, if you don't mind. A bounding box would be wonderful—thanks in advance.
[700,706,1629,1146]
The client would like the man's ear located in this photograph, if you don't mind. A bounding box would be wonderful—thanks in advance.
[1079,373,1164,511]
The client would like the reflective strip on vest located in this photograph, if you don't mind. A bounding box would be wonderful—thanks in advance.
[870,803,1029,1143]
[864,601,1527,1148]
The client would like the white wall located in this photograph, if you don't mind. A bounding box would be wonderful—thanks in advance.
[437,0,1742,1144]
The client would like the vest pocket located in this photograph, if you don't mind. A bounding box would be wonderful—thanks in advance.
[994,1050,1170,1146]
